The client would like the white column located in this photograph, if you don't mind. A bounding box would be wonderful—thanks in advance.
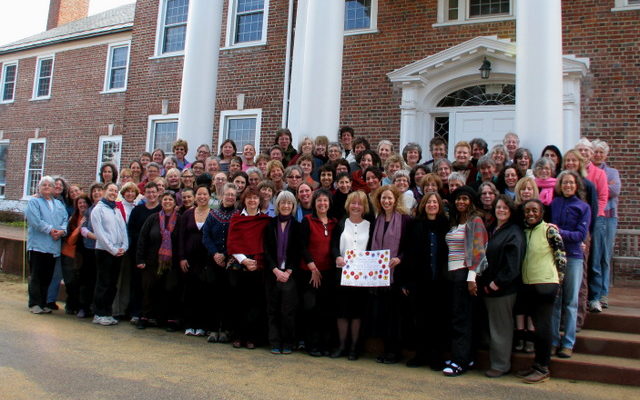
[288,0,345,144]
[515,0,564,157]
[177,0,224,161]
[399,83,418,151]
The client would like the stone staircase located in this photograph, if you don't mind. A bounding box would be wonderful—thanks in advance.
[478,286,640,386]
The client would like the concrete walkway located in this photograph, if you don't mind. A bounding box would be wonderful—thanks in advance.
[0,274,638,400]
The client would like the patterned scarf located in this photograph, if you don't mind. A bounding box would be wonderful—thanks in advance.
[158,210,177,274]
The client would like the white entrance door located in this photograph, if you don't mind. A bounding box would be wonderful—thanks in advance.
[450,110,515,154]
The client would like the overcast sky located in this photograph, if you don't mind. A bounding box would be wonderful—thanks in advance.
[0,0,136,46]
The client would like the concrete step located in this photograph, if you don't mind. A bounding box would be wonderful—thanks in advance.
[583,306,640,334]
[475,350,640,386]
[574,329,640,360]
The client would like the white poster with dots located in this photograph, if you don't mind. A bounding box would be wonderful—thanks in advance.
[340,249,391,287]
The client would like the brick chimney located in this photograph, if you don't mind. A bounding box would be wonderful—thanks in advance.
[47,0,90,30]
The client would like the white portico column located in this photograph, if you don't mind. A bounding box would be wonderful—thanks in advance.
[515,0,564,155]
[288,0,345,144]
[176,0,224,161]
[399,83,419,152]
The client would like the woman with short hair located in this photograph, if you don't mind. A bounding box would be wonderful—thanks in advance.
[26,176,69,314]
[263,191,302,354]
[91,183,128,326]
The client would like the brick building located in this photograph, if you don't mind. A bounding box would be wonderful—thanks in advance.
[0,0,638,232]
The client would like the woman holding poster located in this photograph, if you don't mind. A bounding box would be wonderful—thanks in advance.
[369,185,411,364]
[330,191,374,361]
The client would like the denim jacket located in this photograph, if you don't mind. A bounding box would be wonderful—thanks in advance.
[26,196,69,257]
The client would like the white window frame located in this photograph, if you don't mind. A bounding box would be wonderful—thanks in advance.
[147,114,179,154]
[96,135,123,180]
[102,41,130,93]
[1,61,18,104]
[0,140,9,198]
[434,0,515,27]
[218,109,262,155]
[153,0,189,58]
[23,138,46,199]
[223,0,270,49]
[344,0,379,36]
[31,55,55,100]
[612,0,640,11]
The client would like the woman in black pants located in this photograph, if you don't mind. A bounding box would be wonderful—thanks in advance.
[263,191,302,354]
[516,199,566,384]
[443,186,488,376]
[402,192,449,370]
[202,183,238,343]
[136,191,182,331]
[179,185,214,337]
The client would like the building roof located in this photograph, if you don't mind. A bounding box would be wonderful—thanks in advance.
[0,3,135,55]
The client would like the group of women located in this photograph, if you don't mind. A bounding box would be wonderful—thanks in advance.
[25,130,620,385]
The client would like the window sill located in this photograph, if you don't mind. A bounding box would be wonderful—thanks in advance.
[344,28,379,37]
[100,88,127,95]
[0,100,14,104]
[611,5,640,11]
[433,15,515,27]
[29,96,51,102]
[221,41,267,51]
[149,52,184,60]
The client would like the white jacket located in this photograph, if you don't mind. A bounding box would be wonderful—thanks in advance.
[91,200,129,256]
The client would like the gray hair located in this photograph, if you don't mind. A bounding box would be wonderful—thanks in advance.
[402,142,423,162]
[146,162,162,171]
[246,167,263,179]
[377,140,394,153]
[503,132,520,145]
[392,169,411,181]
[328,142,342,151]
[163,155,178,166]
[448,172,466,184]
[477,155,496,169]
[592,139,610,155]
[433,158,452,170]
[533,157,556,174]
[285,165,303,178]
[39,175,56,187]
[274,190,297,216]
[489,144,508,157]
[575,137,594,152]
[222,182,237,194]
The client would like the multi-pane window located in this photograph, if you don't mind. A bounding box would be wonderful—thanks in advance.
[0,142,8,197]
[438,0,513,24]
[162,0,189,54]
[24,139,46,197]
[468,0,510,18]
[226,118,256,154]
[97,136,122,180]
[105,44,129,91]
[1,63,17,102]
[234,0,265,43]
[151,120,178,153]
[33,56,54,99]
[345,0,372,30]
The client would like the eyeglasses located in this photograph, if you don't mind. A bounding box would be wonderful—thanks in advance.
[288,175,302,179]
[182,175,195,178]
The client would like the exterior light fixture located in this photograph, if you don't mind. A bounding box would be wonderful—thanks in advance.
[479,57,492,80]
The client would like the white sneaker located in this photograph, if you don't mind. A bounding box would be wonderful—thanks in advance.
[195,329,206,337]
[185,328,196,336]
[589,300,602,313]
[93,315,104,324]
[42,307,52,314]
[30,305,44,314]
[107,316,119,325]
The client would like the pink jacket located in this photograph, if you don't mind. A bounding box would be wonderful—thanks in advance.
[586,162,608,217]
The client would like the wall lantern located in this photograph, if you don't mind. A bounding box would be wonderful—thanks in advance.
[479,57,492,80]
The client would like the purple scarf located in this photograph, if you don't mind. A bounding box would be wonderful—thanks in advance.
[158,210,177,274]
[372,211,403,258]
[276,215,293,269]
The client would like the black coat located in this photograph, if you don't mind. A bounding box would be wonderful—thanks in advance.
[263,217,302,274]
[136,212,181,272]
[478,221,525,297]
[399,215,449,291]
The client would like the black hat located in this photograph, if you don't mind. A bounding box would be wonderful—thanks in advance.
[451,185,477,202]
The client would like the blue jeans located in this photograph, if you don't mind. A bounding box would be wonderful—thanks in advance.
[46,257,63,304]
[589,216,617,301]
[552,257,583,349]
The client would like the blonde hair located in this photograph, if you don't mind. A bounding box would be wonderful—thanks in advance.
[344,190,370,216]
[514,177,540,205]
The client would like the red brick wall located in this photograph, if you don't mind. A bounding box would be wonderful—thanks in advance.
[47,0,90,30]
[0,41,127,196]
